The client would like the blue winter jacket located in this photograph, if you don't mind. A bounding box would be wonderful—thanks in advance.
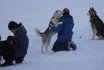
[14,24,29,57]
[51,15,74,42]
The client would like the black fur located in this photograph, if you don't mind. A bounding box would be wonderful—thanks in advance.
[89,7,104,38]
[0,36,1,41]
[0,36,15,61]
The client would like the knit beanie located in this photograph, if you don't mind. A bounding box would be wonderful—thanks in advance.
[8,21,19,30]
[63,8,70,15]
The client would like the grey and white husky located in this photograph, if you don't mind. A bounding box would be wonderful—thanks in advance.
[35,10,62,53]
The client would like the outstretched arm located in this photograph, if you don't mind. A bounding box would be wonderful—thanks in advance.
[51,23,63,32]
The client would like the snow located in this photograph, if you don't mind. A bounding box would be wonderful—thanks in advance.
[0,0,104,70]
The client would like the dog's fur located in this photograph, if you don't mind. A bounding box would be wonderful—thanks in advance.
[0,36,2,63]
[88,7,104,40]
[0,36,14,63]
[35,10,62,53]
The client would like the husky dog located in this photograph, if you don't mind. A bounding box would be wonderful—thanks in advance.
[88,7,104,40]
[0,36,2,63]
[35,10,62,53]
[0,36,14,63]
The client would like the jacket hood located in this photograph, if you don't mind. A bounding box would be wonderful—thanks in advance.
[16,25,27,35]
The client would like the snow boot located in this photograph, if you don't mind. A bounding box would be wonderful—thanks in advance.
[66,44,70,51]
[70,41,77,51]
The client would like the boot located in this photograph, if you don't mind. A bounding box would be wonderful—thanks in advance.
[66,44,70,51]
[70,41,77,51]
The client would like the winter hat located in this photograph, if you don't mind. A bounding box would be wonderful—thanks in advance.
[8,21,20,30]
[63,8,70,15]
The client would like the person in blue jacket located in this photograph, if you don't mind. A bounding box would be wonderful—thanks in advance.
[50,8,76,52]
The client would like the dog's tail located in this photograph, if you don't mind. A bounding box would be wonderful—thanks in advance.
[35,28,44,37]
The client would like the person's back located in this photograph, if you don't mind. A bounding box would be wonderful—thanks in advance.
[14,24,29,58]
[57,13,74,42]
[8,22,29,63]
[51,8,76,52]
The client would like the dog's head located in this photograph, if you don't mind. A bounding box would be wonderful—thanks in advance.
[7,36,14,46]
[53,10,62,18]
[88,7,97,16]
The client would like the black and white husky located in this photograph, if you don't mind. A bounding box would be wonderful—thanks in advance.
[0,35,14,63]
[35,10,62,53]
[0,36,1,63]
[88,7,104,40]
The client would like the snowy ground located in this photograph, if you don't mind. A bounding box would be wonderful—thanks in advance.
[0,0,104,70]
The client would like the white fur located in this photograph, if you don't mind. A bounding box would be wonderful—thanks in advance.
[35,10,62,53]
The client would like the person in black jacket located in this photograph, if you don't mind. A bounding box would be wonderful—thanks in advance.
[0,21,29,67]
[8,21,29,63]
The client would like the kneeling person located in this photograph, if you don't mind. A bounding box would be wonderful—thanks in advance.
[0,21,29,67]
[50,8,77,52]
[8,21,29,64]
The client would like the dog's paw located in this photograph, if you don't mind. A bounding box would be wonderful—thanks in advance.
[41,51,45,54]
[91,37,95,40]
[91,38,95,40]
[55,22,63,27]
[97,37,104,40]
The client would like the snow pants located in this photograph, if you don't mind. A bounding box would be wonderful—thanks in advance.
[52,41,68,52]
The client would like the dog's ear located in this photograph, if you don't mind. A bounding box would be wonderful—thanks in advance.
[0,35,1,41]
[92,7,94,10]
[7,36,14,42]
[92,7,97,14]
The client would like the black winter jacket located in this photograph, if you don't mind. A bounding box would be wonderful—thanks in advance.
[14,24,29,57]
